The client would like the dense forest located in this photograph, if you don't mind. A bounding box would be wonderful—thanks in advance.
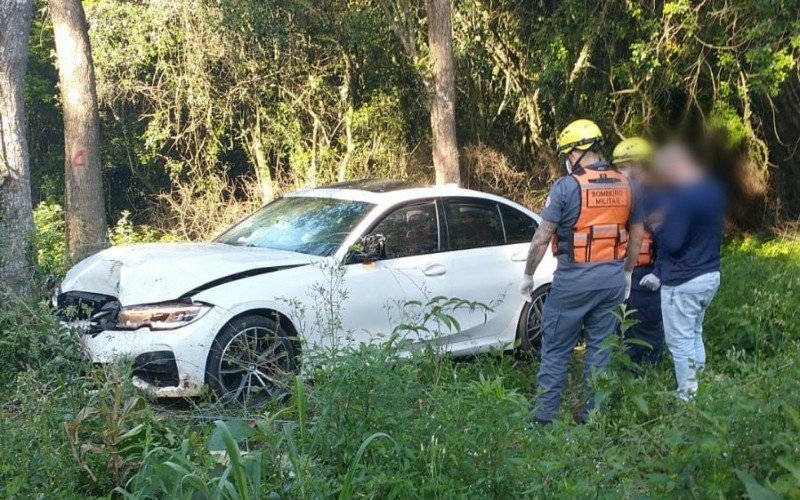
[1,1,800,497]
[20,0,800,246]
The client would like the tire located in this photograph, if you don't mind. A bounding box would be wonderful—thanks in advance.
[206,314,297,407]
[517,284,550,353]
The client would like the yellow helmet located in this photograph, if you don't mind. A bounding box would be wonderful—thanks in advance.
[556,119,604,155]
[612,137,652,164]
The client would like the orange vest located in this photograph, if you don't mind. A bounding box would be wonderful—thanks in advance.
[637,229,655,266]
[551,167,632,263]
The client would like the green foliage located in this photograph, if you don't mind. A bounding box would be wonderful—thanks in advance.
[32,203,167,283]
[86,0,413,194]
[0,302,184,497]
[710,102,751,149]
[3,238,800,497]
[32,201,66,278]
[706,237,800,356]
[0,400,84,497]
[0,302,94,496]
[0,299,82,388]
[20,0,800,233]
[109,210,169,246]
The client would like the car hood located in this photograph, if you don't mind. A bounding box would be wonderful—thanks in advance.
[60,242,318,306]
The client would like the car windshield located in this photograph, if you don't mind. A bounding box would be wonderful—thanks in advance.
[215,196,374,256]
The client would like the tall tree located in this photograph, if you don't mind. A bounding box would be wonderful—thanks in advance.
[378,0,460,184]
[426,0,459,185]
[0,0,36,298]
[50,0,107,264]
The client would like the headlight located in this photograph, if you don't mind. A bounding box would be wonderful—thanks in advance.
[116,301,212,330]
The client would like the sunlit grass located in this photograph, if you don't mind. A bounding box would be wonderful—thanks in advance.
[1,237,799,497]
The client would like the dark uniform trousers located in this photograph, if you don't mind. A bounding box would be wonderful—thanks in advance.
[625,266,665,366]
[534,283,625,422]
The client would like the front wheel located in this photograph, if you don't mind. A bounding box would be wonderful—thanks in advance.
[206,314,297,407]
[517,284,550,353]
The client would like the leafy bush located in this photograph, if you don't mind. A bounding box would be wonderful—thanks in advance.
[109,210,170,245]
[33,201,66,279]
[705,237,800,357]
[32,203,170,284]
[2,237,800,497]
[0,299,83,387]
[112,339,800,498]
[0,300,95,496]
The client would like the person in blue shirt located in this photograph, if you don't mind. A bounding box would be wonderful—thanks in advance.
[649,144,725,401]
[612,138,666,367]
[520,120,645,424]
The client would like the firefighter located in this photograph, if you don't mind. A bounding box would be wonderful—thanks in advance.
[519,119,645,424]
[612,137,665,367]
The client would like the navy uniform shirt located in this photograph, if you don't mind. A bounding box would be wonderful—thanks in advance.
[654,177,725,286]
[540,161,645,291]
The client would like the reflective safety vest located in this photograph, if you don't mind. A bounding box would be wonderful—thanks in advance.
[637,228,655,266]
[551,167,632,263]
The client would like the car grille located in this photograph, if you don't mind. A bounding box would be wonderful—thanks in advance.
[56,291,121,335]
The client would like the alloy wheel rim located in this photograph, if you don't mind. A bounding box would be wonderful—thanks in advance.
[526,290,548,344]
[217,325,289,405]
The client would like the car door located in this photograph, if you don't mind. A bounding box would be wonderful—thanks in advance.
[435,197,534,352]
[339,200,453,349]
[498,202,542,273]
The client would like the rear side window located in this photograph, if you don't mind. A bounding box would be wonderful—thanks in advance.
[445,200,505,250]
[500,204,538,244]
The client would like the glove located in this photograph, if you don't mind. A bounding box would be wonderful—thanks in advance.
[519,275,534,302]
[624,271,632,299]
[639,273,661,292]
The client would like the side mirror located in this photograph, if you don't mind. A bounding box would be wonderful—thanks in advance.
[347,234,386,264]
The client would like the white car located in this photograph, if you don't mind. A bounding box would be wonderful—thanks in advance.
[57,180,555,403]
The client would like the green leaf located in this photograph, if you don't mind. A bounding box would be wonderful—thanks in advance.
[632,394,650,416]
[340,432,394,499]
[735,470,781,500]
[207,419,254,452]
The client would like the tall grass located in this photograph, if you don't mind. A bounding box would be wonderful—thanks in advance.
[1,237,799,497]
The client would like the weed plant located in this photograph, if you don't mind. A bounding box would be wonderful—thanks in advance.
[0,237,798,497]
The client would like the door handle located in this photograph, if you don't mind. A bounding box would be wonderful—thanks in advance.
[423,263,447,277]
[511,252,527,262]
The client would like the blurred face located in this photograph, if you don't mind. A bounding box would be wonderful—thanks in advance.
[616,161,634,178]
[618,161,652,184]
[653,145,699,186]
[653,153,675,185]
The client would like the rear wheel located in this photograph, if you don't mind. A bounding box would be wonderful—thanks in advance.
[517,284,550,353]
[206,314,297,407]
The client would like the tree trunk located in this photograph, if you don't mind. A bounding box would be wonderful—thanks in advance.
[0,0,36,298]
[50,0,107,264]
[426,0,460,185]
[248,128,273,203]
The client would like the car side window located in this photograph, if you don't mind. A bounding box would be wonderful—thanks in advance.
[445,199,505,250]
[500,204,539,244]
[371,201,439,259]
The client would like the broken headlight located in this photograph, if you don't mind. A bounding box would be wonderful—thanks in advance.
[117,301,212,330]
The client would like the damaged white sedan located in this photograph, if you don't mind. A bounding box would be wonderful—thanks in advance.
[56,180,555,404]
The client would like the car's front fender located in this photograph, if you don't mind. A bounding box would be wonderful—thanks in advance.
[191,263,333,348]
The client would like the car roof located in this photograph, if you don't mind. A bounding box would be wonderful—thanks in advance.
[321,179,419,193]
[288,178,532,210]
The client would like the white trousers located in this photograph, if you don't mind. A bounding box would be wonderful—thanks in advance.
[661,272,721,400]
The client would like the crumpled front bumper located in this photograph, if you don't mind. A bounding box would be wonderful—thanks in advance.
[78,306,227,398]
